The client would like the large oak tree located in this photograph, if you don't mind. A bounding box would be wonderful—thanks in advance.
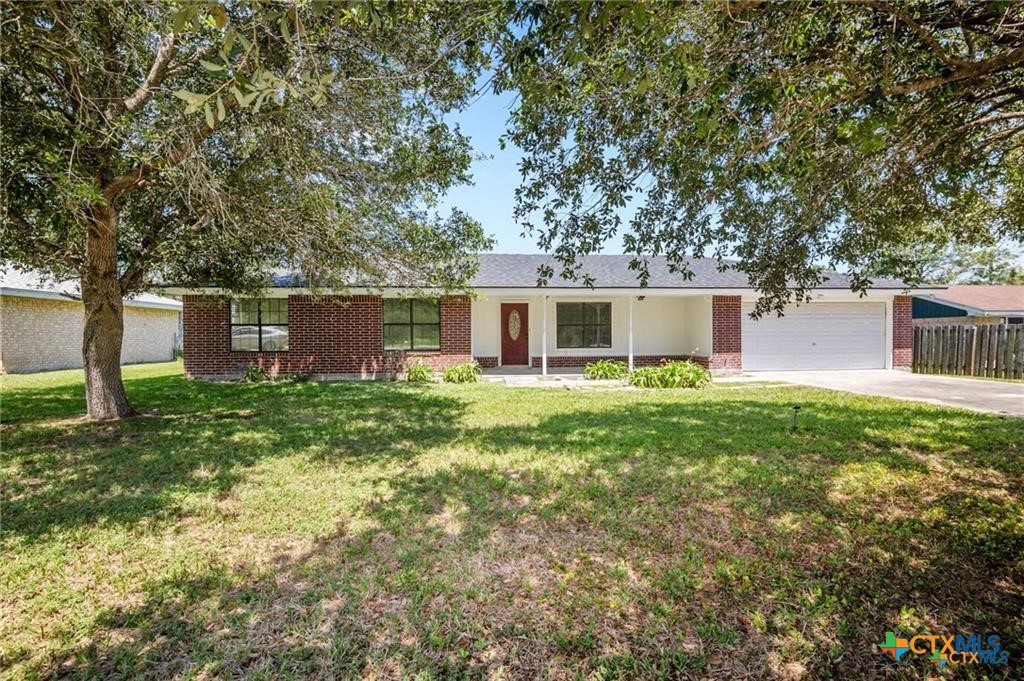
[2,1,497,419]
[497,0,1024,314]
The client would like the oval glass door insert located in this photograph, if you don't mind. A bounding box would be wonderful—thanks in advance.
[508,310,521,341]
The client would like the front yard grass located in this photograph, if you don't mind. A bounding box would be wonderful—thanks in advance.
[2,361,1022,679]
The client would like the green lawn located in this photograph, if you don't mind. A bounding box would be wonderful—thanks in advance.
[2,361,1022,679]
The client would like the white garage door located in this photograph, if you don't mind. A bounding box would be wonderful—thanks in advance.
[742,302,886,370]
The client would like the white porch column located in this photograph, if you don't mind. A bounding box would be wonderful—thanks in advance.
[541,295,548,375]
[628,296,634,372]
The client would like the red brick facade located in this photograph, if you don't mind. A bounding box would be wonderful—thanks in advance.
[528,354,709,369]
[892,295,913,368]
[710,295,742,372]
[182,294,472,379]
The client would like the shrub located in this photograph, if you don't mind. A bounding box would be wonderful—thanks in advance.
[243,365,270,383]
[628,366,661,388]
[658,360,711,388]
[442,361,481,384]
[583,359,629,380]
[629,360,710,389]
[406,361,435,383]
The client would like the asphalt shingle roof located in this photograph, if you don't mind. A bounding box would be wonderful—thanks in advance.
[170,254,910,290]
[470,254,908,289]
[927,285,1024,314]
[1,266,182,310]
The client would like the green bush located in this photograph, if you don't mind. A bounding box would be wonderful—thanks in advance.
[406,362,435,383]
[583,359,630,380]
[628,366,661,388]
[243,365,270,383]
[629,360,710,389]
[442,361,481,384]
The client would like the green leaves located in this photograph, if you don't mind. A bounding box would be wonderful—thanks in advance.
[172,89,205,114]
[3,0,496,310]
[497,1,1024,313]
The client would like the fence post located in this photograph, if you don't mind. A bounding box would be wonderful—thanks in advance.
[912,326,919,373]
[1011,323,1019,376]
[969,326,977,376]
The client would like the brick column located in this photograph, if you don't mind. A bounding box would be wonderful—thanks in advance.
[892,295,912,368]
[710,295,742,372]
[439,296,472,358]
[182,295,228,378]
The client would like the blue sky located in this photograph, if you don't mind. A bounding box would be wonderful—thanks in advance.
[438,90,1024,268]
[436,87,627,255]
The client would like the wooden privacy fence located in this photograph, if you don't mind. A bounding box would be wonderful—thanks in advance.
[913,324,1024,379]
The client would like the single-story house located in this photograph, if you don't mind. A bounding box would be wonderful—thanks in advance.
[913,285,1024,326]
[1,267,182,374]
[163,254,933,379]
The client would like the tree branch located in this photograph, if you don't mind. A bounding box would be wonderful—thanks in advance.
[119,213,212,291]
[103,97,237,201]
[6,209,82,266]
[856,1,969,67]
[104,32,177,121]
[884,46,1024,96]
[164,41,220,78]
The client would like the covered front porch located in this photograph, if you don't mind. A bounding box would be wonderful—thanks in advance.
[470,292,714,375]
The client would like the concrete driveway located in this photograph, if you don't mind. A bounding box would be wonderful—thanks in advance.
[749,370,1024,417]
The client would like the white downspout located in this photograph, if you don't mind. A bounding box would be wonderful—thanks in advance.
[542,295,548,376]
[628,296,634,372]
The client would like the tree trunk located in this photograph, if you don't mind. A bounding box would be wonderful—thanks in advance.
[81,203,135,420]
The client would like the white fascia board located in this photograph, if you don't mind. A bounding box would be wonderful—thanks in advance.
[1,286,80,303]
[742,290,930,303]
[1,286,182,311]
[123,299,184,311]
[160,285,941,300]
[159,286,467,298]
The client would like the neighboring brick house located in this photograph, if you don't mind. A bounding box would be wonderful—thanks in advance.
[1,267,181,374]
[164,254,928,379]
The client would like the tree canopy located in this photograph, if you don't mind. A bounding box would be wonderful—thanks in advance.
[497,0,1024,314]
[2,1,496,297]
[871,237,1024,285]
[1,0,500,417]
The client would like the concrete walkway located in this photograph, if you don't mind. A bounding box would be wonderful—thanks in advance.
[749,370,1024,417]
[480,367,779,389]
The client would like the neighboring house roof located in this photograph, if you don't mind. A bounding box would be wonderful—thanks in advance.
[232,254,913,291]
[1,267,182,311]
[916,285,1024,316]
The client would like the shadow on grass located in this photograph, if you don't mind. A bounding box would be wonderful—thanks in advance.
[6,375,1023,678]
[3,376,468,543]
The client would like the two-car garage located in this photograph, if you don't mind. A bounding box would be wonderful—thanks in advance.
[741,302,888,371]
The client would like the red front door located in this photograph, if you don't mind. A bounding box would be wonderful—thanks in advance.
[501,303,529,365]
